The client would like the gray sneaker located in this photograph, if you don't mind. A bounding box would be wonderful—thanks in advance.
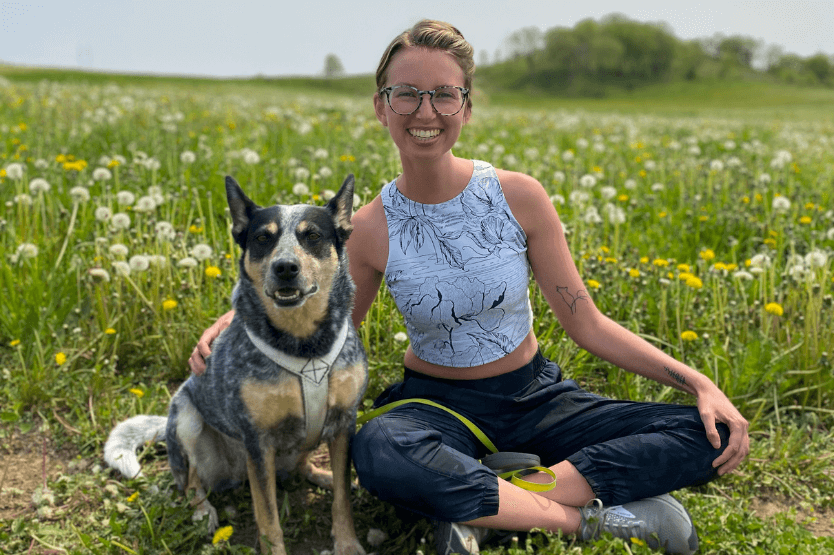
[579,494,699,554]
[433,521,491,555]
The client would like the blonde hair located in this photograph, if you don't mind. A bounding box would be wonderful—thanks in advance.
[376,19,475,107]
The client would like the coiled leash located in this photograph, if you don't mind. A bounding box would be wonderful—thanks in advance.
[356,398,556,492]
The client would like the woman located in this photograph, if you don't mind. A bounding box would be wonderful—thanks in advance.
[191,20,749,555]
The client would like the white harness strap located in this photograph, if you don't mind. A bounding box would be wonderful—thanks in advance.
[244,322,349,449]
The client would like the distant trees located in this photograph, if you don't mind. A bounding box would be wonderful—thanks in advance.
[484,14,834,95]
[323,54,345,79]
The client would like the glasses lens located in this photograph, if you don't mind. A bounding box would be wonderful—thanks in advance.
[388,86,421,115]
[431,87,465,115]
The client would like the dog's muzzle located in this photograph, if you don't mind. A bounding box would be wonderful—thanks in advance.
[265,257,318,307]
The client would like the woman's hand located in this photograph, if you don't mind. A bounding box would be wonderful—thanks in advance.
[188,310,235,375]
[696,385,750,476]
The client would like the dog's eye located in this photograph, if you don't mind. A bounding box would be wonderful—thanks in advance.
[307,232,321,242]
[256,235,269,243]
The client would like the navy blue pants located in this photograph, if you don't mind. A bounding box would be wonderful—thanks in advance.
[351,351,729,523]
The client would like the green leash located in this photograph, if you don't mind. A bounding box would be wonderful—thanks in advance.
[357,398,556,493]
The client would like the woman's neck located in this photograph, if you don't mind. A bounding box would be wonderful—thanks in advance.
[396,153,472,205]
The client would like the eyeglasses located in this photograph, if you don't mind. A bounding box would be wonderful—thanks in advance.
[379,85,469,116]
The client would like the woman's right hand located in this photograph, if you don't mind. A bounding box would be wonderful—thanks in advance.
[188,310,235,375]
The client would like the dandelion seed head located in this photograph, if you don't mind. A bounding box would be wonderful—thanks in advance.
[805,250,828,268]
[16,243,39,259]
[732,270,754,281]
[93,167,113,181]
[749,253,772,269]
[70,186,90,203]
[5,163,24,179]
[128,255,150,272]
[394,332,408,343]
[550,194,565,205]
[553,171,565,184]
[112,261,130,276]
[651,183,665,192]
[116,191,135,205]
[579,174,597,188]
[243,149,260,165]
[155,221,176,241]
[583,206,602,224]
[109,244,129,257]
[89,268,111,281]
[95,206,112,222]
[177,257,198,268]
[569,190,590,205]
[644,160,657,171]
[191,244,213,260]
[561,149,575,162]
[15,193,33,206]
[180,150,196,164]
[134,195,157,212]
[624,179,637,190]
[111,212,131,229]
[772,196,791,212]
[293,183,310,196]
[758,173,771,184]
[29,178,51,194]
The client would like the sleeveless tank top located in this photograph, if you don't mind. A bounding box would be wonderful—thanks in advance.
[381,160,534,367]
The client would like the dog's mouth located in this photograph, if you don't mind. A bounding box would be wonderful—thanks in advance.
[269,285,318,307]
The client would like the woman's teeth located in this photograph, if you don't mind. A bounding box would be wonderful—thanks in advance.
[409,129,441,139]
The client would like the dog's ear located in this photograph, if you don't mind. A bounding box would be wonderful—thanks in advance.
[225,176,259,247]
[326,174,355,241]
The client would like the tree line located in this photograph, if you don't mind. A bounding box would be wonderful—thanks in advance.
[486,13,834,96]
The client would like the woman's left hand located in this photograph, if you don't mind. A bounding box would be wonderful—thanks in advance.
[696,385,750,476]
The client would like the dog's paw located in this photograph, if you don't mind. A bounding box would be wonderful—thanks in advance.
[192,501,219,533]
[333,537,366,555]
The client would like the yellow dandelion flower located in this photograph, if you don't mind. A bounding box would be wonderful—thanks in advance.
[653,259,669,267]
[631,537,647,546]
[628,268,641,278]
[55,352,67,365]
[763,238,777,248]
[685,276,703,289]
[604,257,618,264]
[799,216,812,224]
[127,492,139,503]
[129,388,145,398]
[55,154,67,163]
[681,330,698,341]
[105,328,116,334]
[726,263,738,271]
[162,299,178,311]
[805,202,816,210]
[205,266,222,278]
[312,194,321,201]
[658,211,667,218]
[587,279,601,289]
[189,224,203,233]
[599,246,610,253]
[639,170,647,178]
[10,339,21,347]
[742,196,750,204]
[769,230,779,237]
[678,272,693,281]
[699,249,715,261]
[713,262,728,271]
[755,193,763,202]
[212,526,233,544]
[699,215,709,222]
[677,263,690,272]
[765,302,784,316]
[618,194,629,202]
[640,256,649,264]
[107,159,121,168]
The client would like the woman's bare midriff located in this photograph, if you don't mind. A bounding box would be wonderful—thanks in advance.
[402,329,540,380]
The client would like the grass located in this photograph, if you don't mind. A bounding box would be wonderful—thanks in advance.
[1,64,833,553]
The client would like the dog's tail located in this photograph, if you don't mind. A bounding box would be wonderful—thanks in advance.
[104,415,167,478]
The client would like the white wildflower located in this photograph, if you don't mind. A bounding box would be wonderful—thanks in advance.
[70,186,90,203]
[155,221,176,241]
[180,150,196,164]
[393,332,408,343]
[5,163,24,179]
[579,174,597,188]
[600,186,617,200]
[34,158,49,170]
[133,195,157,212]
[112,261,131,276]
[29,178,51,194]
[732,270,754,281]
[624,179,637,190]
[651,183,665,192]
[16,243,39,259]
[318,166,333,179]
[109,244,129,257]
[758,173,771,184]
[710,159,724,172]
[804,250,828,268]
[111,212,131,229]
[787,264,805,280]
[95,206,112,221]
[321,189,336,201]
[15,194,33,206]
[148,255,167,267]
[294,167,311,180]
[727,156,742,167]
[93,167,112,181]
[191,244,213,261]
[561,150,575,162]
[243,149,260,165]
[724,140,736,150]
[128,255,150,272]
[177,257,198,268]
[827,227,834,241]
[569,190,590,205]
[583,206,603,224]
[688,145,701,156]
[553,171,565,184]
[313,148,329,159]
[89,268,110,282]
[293,183,310,196]
[772,196,791,212]
[116,191,135,205]
[749,253,772,269]
[644,160,657,171]
[550,194,565,205]
[604,203,626,225]
[576,138,589,149]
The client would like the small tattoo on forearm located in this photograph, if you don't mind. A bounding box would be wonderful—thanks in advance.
[665,366,686,386]
[555,286,589,315]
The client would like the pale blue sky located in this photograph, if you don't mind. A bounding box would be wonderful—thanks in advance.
[1,0,832,77]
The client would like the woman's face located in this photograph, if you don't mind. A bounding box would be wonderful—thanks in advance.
[374,46,471,162]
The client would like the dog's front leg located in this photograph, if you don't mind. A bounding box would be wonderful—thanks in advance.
[246,448,287,555]
[328,431,366,555]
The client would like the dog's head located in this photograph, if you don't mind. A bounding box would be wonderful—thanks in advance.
[225,175,355,334]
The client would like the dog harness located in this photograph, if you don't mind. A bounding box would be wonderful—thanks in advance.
[244,322,348,449]
[381,160,534,367]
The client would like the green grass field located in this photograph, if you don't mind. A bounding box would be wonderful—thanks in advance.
[1,65,833,554]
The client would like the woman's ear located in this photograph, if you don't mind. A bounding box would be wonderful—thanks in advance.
[374,93,388,127]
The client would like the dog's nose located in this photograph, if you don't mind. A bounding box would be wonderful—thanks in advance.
[272,257,300,281]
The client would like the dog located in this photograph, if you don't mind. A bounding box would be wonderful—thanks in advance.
[104,174,368,555]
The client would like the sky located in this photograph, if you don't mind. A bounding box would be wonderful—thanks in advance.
[1,1,833,78]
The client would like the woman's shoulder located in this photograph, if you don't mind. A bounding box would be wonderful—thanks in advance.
[492,168,549,205]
